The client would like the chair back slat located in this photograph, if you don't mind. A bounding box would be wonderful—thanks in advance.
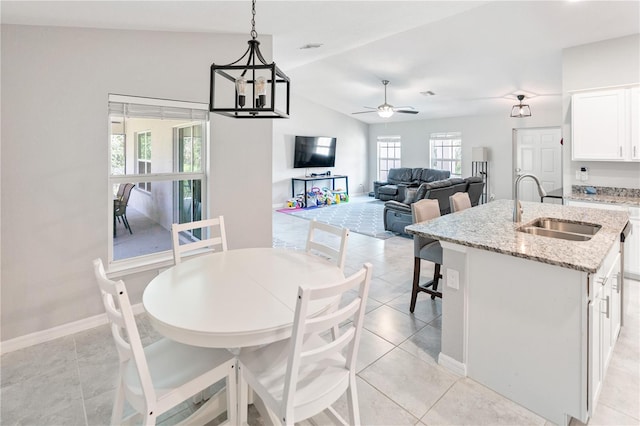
[101,292,125,328]
[305,219,349,271]
[303,298,360,335]
[282,263,372,411]
[171,216,227,264]
[111,323,132,360]
[300,327,355,365]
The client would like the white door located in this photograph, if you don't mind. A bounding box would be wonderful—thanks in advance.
[513,128,562,202]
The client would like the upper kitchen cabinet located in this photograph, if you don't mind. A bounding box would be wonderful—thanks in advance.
[631,86,639,161]
[571,86,639,162]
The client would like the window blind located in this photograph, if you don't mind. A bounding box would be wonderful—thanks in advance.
[108,102,208,120]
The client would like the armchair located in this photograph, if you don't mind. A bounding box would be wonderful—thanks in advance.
[373,167,451,201]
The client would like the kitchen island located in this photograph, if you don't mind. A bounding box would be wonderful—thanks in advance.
[405,199,629,426]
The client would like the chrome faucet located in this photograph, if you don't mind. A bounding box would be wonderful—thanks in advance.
[513,173,547,223]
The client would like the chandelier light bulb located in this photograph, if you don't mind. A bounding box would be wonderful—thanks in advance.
[236,76,247,107]
[255,76,267,108]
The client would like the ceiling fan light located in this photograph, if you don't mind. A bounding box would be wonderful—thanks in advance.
[378,105,394,118]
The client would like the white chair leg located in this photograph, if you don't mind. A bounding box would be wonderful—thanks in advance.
[346,375,361,426]
[226,363,238,425]
[238,365,249,425]
[111,380,126,425]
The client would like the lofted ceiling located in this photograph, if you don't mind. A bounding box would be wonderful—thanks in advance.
[2,1,639,123]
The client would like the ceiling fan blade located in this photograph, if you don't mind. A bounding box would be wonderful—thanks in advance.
[351,111,377,115]
[396,109,419,114]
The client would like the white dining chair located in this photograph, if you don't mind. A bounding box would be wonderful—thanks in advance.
[305,219,350,339]
[171,216,227,264]
[305,219,349,271]
[450,192,472,213]
[238,263,373,426]
[92,259,238,425]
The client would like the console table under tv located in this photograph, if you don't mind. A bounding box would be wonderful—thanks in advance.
[291,175,349,207]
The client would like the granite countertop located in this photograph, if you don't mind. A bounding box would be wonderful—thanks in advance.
[405,199,630,273]
[565,193,640,207]
[566,185,640,207]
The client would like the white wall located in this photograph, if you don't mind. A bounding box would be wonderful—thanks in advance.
[562,34,640,191]
[368,108,562,201]
[272,95,369,206]
[1,24,273,341]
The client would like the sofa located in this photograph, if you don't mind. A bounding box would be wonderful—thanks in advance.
[373,167,451,201]
[383,176,484,235]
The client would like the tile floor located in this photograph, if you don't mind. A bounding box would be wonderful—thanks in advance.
[1,204,639,425]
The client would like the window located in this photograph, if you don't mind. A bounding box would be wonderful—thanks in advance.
[430,132,462,177]
[136,130,152,193]
[111,120,125,177]
[108,95,209,269]
[176,125,203,235]
[377,136,401,181]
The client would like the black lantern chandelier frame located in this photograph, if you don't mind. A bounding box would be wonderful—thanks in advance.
[209,0,290,119]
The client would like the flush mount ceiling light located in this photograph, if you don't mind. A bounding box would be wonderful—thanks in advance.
[209,0,290,119]
[510,94,532,118]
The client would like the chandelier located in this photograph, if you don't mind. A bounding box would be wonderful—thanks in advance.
[209,0,290,118]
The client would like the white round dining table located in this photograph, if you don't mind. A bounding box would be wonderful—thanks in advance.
[143,247,345,349]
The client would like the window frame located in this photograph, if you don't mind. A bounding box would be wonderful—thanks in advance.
[377,136,401,181]
[429,132,462,178]
[107,94,209,276]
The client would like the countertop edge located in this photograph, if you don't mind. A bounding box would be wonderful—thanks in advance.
[405,200,629,274]
[422,234,613,273]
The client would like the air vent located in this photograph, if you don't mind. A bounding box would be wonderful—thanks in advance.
[300,43,323,50]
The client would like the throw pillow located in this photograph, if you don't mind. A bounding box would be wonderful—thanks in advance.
[403,188,417,204]
[415,183,429,201]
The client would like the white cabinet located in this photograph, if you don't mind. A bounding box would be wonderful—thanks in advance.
[631,87,640,160]
[572,86,639,162]
[588,245,620,415]
[566,200,639,279]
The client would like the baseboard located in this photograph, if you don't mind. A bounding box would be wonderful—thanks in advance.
[0,303,145,354]
[438,352,467,376]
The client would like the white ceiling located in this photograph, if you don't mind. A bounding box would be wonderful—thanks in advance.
[2,1,639,123]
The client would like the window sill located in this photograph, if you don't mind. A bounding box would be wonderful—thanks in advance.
[106,248,216,279]
[107,252,175,278]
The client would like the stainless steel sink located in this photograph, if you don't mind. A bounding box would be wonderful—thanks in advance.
[517,218,601,241]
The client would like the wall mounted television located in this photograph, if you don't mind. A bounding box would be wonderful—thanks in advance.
[293,136,337,168]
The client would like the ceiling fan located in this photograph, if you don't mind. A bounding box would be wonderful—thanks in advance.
[352,80,419,118]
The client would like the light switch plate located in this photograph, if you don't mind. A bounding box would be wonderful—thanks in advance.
[447,268,460,290]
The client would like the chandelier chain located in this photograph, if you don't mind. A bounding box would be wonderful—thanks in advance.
[250,0,258,40]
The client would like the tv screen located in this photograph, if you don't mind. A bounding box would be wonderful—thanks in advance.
[293,136,337,168]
